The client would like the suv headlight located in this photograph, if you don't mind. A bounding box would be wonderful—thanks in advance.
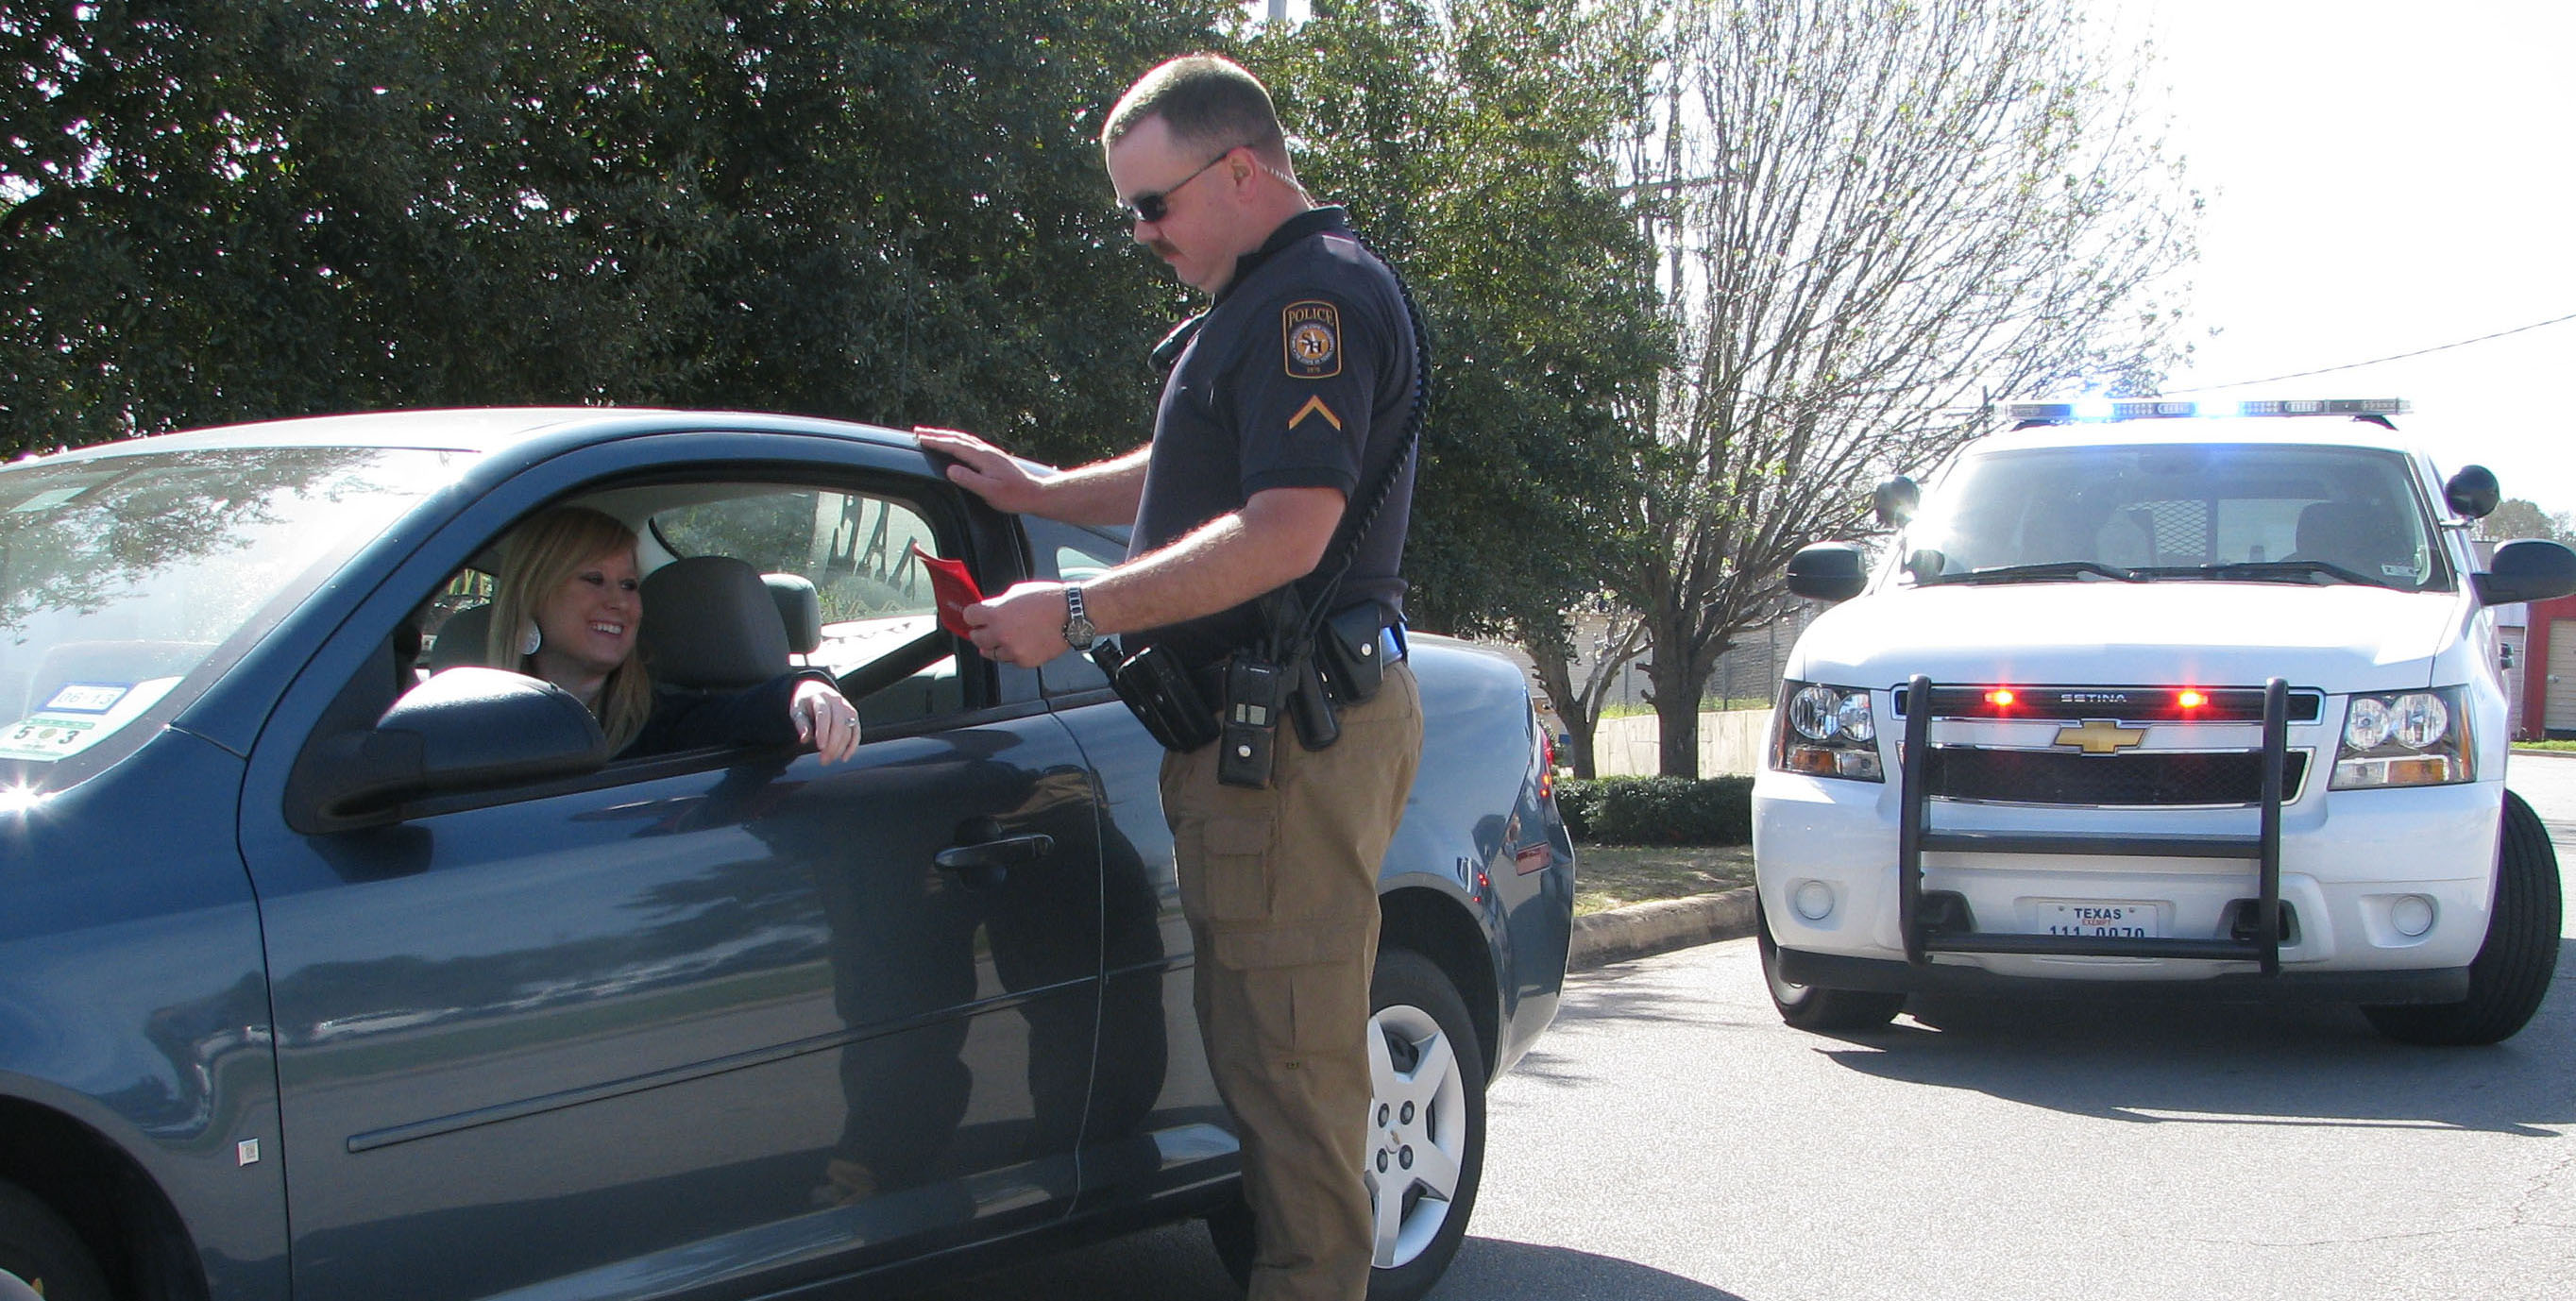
[2330,686,2472,789]
[1774,681,1883,781]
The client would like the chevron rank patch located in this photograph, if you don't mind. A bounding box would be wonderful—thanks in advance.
[1281,300,1341,379]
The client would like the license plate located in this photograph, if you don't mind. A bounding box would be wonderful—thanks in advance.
[2039,900,2161,939]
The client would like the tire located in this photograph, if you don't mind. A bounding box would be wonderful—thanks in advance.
[0,1180,111,1301]
[1207,946,1487,1301]
[1757,896,1906,1032]
[2363,789,2564,1046]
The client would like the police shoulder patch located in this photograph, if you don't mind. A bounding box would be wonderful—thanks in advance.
[1281,300,1341,379]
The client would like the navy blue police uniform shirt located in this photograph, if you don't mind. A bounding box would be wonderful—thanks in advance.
[1127,206,1419,669]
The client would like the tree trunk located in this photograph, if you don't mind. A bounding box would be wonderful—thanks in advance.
[1652,650,1704,779]
[1529,642,1599,779]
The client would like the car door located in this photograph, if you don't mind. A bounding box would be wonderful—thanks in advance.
[236,437,1108,1300]
[1020,515,1233,1208]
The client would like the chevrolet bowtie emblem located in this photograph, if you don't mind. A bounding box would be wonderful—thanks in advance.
[2056,719,2146,753]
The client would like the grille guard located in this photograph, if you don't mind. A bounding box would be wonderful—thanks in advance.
[1895,675,2291,975]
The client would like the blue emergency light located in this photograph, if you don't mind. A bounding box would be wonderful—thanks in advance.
[2008,397,2410,422]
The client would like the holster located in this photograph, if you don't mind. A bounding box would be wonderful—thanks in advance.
[1093,643,1219,753]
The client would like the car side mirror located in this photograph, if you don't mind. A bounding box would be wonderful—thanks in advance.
[2472,537,2576,606]
[2445,465,2500,519]
[1787,541,1870,602]
[1873,476,1920,526]
[306,667,610,824]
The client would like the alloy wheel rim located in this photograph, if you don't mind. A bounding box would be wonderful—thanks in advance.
[1364,1001,1468,1269]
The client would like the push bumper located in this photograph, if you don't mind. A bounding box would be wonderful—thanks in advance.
[1776,947,2469,1005]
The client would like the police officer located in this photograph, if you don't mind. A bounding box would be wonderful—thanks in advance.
[916,52,1422,1301]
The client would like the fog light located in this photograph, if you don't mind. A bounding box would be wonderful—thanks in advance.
[2390,894,2435,938]
[1793,880,1835,921]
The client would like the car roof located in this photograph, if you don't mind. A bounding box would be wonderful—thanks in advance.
[1969,414,2419,457]
[12,407,920,463]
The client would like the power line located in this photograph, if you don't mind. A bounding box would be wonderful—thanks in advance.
[2162,309,2576,395]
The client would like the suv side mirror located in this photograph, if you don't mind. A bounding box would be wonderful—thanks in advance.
[1873,476,1920,526]
[1788,542,1870,602]
[2472,537,2576,606]
[2445,465,2500,519]
[305,667,610,824]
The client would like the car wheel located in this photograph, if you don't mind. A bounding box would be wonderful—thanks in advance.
[2363,789,2563,1046]
[1206,946,1486,1301]
[0,1180,110,1301]
[1757,896,1906,1032]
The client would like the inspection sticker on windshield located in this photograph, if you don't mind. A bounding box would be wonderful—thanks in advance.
[2039,900,2161,939]
[0,678,179,762]
[43,683,130,714]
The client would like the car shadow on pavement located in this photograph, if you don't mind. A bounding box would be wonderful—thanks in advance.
[899,1223,1743,1301]
[1805,938,2575,1136]
[1430,1237,1747,1300]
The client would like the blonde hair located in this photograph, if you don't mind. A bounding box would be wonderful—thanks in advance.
[486,505,654,752]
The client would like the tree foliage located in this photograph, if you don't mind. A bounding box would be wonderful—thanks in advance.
[1242,0,1666,647]
[1615,0,2197,775]
[2481,498,2574,546]
[0,1,1230,462]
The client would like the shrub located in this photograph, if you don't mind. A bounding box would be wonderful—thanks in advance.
[1554,775,1753,846]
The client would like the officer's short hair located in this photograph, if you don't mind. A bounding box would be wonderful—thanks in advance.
[1104,54,1287,162]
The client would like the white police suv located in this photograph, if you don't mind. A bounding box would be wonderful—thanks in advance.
[1754,398,2576,1043]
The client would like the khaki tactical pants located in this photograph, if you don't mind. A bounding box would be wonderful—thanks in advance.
[1161,660,1423,1301]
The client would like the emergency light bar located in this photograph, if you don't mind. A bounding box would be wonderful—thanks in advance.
[2008,397,2410,422]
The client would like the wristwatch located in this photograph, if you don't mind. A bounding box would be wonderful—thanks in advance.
[1061,584,1099,651]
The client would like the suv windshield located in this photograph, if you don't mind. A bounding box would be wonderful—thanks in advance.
[0,447,463,773]
[1901,442,2445,592]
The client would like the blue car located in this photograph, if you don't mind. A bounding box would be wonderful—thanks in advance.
[0,410,1574,1301]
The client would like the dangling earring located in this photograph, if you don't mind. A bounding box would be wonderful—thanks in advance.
[517,619,543,657]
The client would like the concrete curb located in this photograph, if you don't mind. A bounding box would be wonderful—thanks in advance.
[1568,886,1757,972]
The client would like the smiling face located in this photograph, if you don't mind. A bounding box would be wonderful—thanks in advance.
[531,545,640,684]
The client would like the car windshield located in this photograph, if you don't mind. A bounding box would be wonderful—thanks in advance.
[1900,441,2445,592]
[0,446,464,769]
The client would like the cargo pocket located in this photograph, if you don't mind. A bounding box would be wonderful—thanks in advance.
[1237,960,1370,1060]
[1199,815,1275,923]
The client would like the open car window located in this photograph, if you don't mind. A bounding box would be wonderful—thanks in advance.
[650,487,966,730]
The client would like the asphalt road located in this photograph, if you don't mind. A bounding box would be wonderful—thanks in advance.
[908,757,2576,1300]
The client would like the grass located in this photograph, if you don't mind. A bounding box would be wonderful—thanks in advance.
[2514,740,2576,752]
[1573,843,1755,917]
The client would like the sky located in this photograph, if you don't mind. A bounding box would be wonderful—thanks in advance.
[2099,1,2576,515]
[1239,1,2576,512]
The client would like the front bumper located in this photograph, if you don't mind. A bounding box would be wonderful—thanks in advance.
[1754,681,2501,986]
[1775,948,2469,1004]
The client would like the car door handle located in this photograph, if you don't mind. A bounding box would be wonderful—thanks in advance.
[933,833,1057,873]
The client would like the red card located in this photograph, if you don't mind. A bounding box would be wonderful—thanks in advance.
[909,542,983,636]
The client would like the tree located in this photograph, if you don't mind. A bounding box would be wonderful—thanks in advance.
[1612,0,2196,776]
[1,1,1235,462]
[2481,498,2573,546]
[1244,1,1668,775]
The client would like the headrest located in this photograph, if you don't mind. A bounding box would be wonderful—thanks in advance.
[765,573,822,655]
[2294,500,2383,565]
[424,603,498,672]
[642,555,788,690]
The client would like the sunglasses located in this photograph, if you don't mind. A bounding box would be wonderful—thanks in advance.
[1120,148,1236,225]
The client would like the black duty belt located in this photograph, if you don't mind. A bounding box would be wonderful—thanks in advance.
[1187,619,1406,708]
